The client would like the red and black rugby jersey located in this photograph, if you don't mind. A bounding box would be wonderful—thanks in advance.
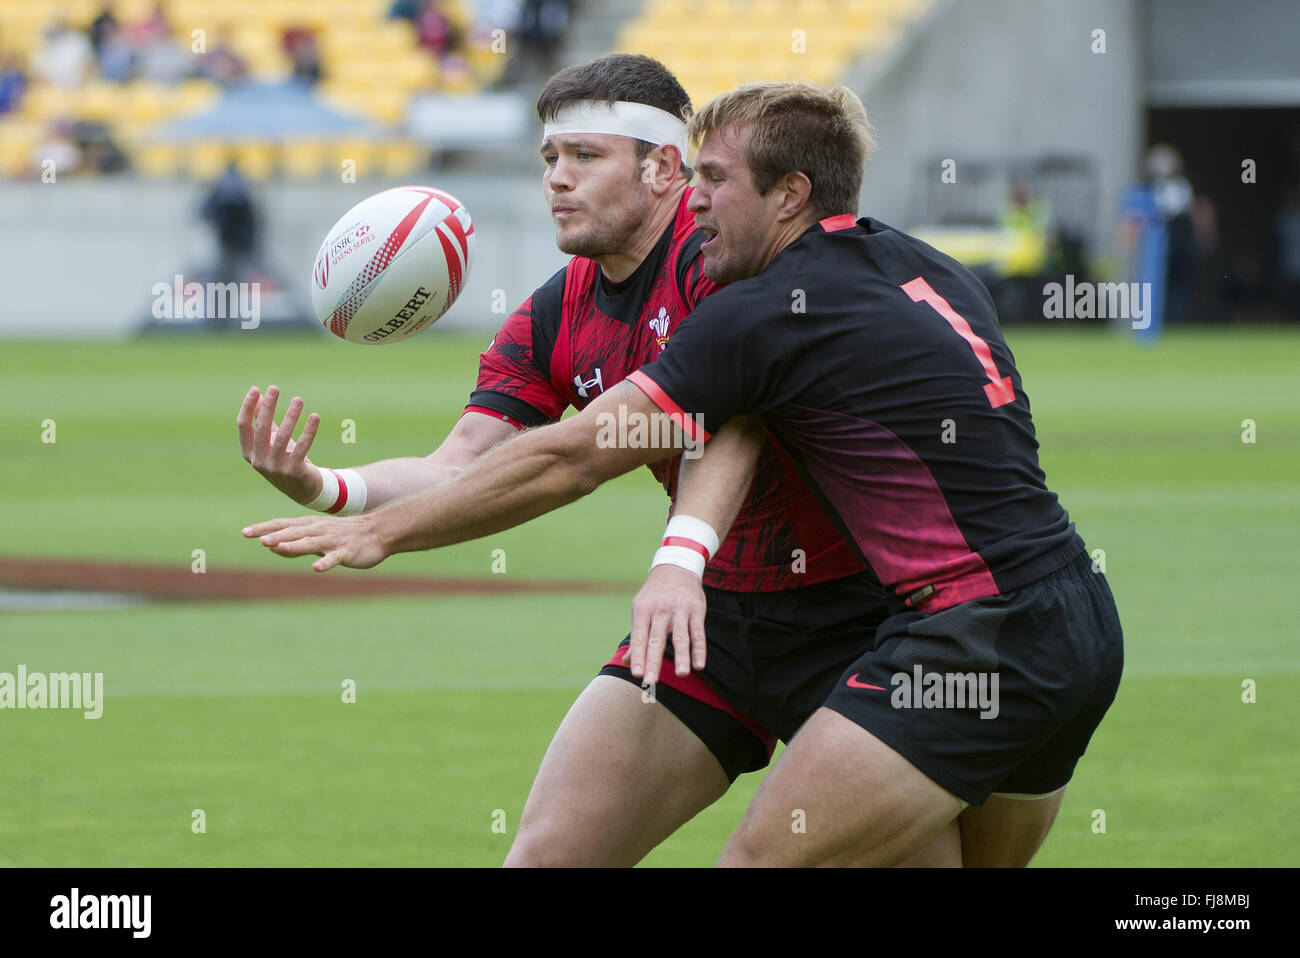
[465,188,868,592]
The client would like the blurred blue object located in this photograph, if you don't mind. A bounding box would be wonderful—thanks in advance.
[152,81,379,141]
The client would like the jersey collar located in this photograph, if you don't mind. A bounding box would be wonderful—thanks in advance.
[818,213,859,232]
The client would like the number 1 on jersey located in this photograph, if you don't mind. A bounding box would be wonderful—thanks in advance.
[901,276,1016,408]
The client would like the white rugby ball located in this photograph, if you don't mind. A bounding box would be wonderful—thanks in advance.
[310,185,475,344]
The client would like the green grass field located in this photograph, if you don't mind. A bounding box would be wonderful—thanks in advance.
[1,327,1297,866]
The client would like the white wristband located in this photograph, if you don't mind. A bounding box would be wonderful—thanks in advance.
[332,468,368,516]
[650,514,719,578]
[304,467,368,516]
[664,515,720,557]
[651,544,707,578]
[305,466,338,511]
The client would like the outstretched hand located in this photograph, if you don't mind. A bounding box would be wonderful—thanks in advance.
[242,513,387,572]
[624,564,708,686]
[237,385,322,504]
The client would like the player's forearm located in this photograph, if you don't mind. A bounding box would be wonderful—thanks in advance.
[324,411,519,512]
[368,385,676,555]
[370,432,601,554]
[673,415,765,538]
[349,457,465,511]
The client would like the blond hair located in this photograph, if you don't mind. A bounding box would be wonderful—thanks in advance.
[688,82,875,217]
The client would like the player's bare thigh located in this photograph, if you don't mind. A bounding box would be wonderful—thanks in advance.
[503,675,731,867]
[717,707,963,867]
[892,820,962,867]
[958,789,1066,867]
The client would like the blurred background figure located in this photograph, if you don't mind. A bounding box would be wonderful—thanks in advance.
[88,2,119,60]
[201,162,259,287]
[133,4,192,85]
[197,26,248,87]
[97,21,134,83]
[126,2,172,46]
[0,52,25,114]
[282,25,322,87]
[32,118,82,176]
[33,19,93,89]
[417,1,458,58]
[388,0,425,23]
[514,0,570,83]
[1117,144,1216,338]
[1276,184,1300,322]
[74,119,128,173]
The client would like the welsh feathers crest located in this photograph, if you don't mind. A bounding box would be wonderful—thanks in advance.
[649,307,671,350]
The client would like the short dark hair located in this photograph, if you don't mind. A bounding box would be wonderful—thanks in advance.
[536,54,693,178]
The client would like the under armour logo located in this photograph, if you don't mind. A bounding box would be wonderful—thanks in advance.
[574,367,604,399]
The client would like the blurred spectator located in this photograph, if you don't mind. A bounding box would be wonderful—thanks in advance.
[73,119,128,173]
[472,0,522,37]
[136,25,192,84]
[33,120,84,177]
[0,53,26,114]
[389,0,425,22]
[34,20,94,89]
[473,0,521,87]
[1276,184,1300,321]
[127,2,173,46]
[89,2,119,58]
[517,0,569,80]
[440,52,473,91]
[201,163,260,287]
[197,27,248,86]
[417,2,458,57]
[98,22,135,82]
[1118,144,1215,331]
[282,26,322,86]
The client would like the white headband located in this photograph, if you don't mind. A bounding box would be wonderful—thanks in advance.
[542,100,689,161]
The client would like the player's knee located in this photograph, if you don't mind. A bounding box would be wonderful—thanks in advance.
[502,827,566,867]
[503,815,611,867]
[716,823,774,867]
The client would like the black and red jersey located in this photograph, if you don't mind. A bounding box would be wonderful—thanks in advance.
[465,187,868,592]
[629,214,1086,612]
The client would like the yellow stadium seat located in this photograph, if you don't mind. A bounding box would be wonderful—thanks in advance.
[394,54,439,91]
[117,0,156,20]
[123,82,170,127]
[131,140,181,178]
[184,139,229,179]
[0,121,40,178]
[76,81,123,123]
[233,140,275,179]
[280,139,326,179]
[361,88,408,125]
[379,139,423,177]
[20,84,78,122]
[176,78,222,115]
[330,138,377,180]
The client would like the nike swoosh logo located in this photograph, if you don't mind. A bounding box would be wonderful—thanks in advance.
[846,674,886,691]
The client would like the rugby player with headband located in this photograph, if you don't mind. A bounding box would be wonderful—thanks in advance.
[240,56,914,868]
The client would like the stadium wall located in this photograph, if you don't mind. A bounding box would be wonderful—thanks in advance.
[850,0,1144,253]
[0,174,569,337]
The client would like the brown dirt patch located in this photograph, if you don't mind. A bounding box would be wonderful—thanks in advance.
[0,556,627,602]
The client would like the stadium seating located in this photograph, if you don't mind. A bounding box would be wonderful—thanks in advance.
[615,0,927,105]
[0,0,492,179]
